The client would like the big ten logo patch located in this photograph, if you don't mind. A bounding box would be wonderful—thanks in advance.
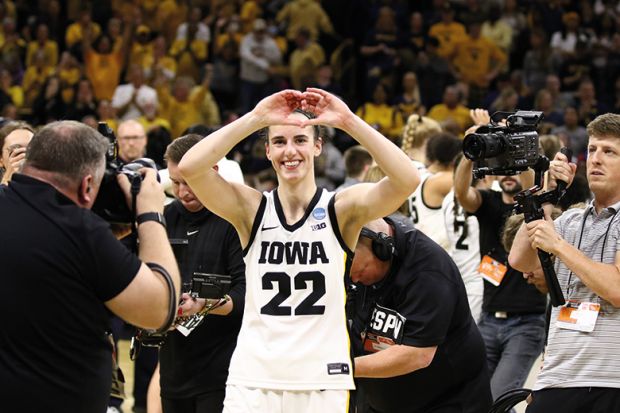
[311,222,326,231]
[363,304,406,353]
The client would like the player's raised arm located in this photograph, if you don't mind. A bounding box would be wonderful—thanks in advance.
[178,90,303,244]
[301,88,420,246]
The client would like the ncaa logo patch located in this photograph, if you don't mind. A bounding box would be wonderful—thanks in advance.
[312,207,326,220]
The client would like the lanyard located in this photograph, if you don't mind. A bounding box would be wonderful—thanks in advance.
[566,206,619,298]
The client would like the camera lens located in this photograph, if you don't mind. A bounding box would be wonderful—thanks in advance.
[463,132,506,161]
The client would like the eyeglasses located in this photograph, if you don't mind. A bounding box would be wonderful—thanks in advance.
[118,135,146,141]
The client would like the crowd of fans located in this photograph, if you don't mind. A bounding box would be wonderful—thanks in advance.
[0,0,617,186]
[4,1,620,412]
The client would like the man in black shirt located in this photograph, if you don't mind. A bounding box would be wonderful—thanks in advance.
[350,216,492,413]
[0,121,180,413]
[454,157,546,404]
[147,134,246,413]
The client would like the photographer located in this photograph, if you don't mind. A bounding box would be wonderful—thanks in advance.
[454,113,546,405]
[0,121,180,412]
[509,113,620,412]
[349,217,492,413]
[147,134,246,413]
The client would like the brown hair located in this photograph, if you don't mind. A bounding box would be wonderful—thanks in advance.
[343,145,373,176]
[164,134,204,164]
[587,113,620,139]
[259,109,324,143]
[0,121,34,151]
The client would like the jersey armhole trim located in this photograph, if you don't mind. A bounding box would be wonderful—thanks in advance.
[328,195,354,257]
[243,195,267,256]
[421,178,442,210]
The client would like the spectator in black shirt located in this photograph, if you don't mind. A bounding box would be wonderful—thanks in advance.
[0,120,180,413]
[147,134,246,413]
[349,216,492,413]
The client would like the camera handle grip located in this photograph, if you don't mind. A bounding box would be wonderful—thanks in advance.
[537,248,565,307]
[554,147,573,195]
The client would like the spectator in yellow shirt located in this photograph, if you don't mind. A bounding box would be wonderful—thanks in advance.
[154,0,188,45]
[26,23,58,69]
[169,12,208,84]
[83,18,132,101]
[239,0,264,34]
[137,101,171,134]
[96,99,118,133]
[427,85,472,135]
[144,35,177,83]
[451,20,507,107]
[156,74,220,139]
[65,7,101,50]
[276,0,335,42]
[428,5,466,58]
[57,51,81,104]
[0,68,22,108]
[356,83,404,141]
[288,27,325,90]
[22,50,53,108]
[130,25,154,70]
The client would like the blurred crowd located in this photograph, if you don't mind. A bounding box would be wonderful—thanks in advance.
[0,0,617,185]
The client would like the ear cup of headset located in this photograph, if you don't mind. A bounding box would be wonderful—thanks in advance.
[360,228,394,261]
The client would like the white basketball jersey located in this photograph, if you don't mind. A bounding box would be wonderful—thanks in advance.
[408,173,449,250]
[227,188,355,391]
[442,190,483,319]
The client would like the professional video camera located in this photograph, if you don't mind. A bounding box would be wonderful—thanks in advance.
[92,122,158,224]
[463,111,544,179]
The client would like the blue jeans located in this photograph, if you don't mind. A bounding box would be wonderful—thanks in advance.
[478,313,545,402]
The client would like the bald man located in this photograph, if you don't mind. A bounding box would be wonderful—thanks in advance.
[117,119,147,164]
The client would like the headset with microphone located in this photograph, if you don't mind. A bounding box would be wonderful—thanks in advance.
[360,227,396,261]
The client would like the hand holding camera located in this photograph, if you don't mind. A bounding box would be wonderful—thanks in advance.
[547,151,577,192]
[117,167,165,215]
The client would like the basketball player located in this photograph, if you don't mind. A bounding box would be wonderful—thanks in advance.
[178,88,420,412]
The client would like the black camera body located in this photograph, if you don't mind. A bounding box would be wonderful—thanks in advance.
[462,111,543,178]
[191,273,232,299]
[92,122,158,223]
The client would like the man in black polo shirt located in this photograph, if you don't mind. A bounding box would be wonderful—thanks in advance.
[147,134,246,413]
[454,157,546,404]
[0,121,180,412]
[349,216,492,413]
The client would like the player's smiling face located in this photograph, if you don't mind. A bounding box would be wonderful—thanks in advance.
[265,120,322,183]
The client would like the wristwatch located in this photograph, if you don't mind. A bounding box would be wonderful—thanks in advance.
[136,212,167,228]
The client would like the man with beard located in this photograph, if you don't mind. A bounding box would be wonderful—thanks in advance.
[454,157,546,406]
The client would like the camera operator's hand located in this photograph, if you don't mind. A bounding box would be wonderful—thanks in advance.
[547,150,576,191]
[469,108,490,126]
[117,168,165,214]
[526,218,564,256]
[177,292,206,318]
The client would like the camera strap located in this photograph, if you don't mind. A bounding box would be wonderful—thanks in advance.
[146,262,178,334]
[129,176,141,254]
